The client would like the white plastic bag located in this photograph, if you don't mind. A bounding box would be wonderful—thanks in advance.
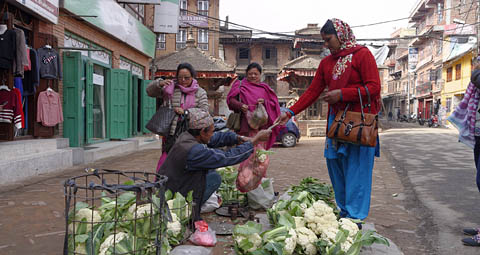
[247,178,275,210]
[200,192,221,213]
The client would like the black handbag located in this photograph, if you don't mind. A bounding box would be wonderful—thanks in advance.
[226,80,243,131]
[163,113,189,153]
[146,101,176,136]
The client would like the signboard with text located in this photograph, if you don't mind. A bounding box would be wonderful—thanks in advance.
[154,0,179,33]
[408,47,418,73]
[15,0,59,24]
[179,15,208,27]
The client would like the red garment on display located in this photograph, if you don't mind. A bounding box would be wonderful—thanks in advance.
[0,89,22,128]
[12,88,24,128]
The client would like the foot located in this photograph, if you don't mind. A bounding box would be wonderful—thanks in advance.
[462,234,480,246]
[463,228,480,236]
[356,222,363,230]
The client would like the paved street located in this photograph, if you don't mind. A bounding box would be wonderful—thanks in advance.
[2,125,479,254]
[381,125,480,255]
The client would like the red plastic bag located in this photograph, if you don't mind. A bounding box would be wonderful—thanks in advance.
[189,221,217,247]
[236,144,270,192]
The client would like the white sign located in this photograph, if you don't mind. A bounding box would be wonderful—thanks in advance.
[93,74,104,86]
[154,0,179,33]
[64,34,89,57]
[91,50,110,65]
[131,65,144,77]
[408,47,418,73]
[15,0,59,24]
[119,59,132,71]
[117,0,161,3]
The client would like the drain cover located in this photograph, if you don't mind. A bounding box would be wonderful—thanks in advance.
[209,222,235,235]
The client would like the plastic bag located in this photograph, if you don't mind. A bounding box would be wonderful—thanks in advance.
[189,221,217,247]
[247,178,275,210]
[171,245,212,255]
[247,103,268,130]
[200,192,221,213]
[236,144,270,192]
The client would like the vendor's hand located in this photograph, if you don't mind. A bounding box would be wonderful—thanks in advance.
[241,104,249,113]
[277,112,291,125]
[237,135,249,144]
[174,107,184,115]
[257,98,265,104]
[252,129,272,145]
[321,89,342,104]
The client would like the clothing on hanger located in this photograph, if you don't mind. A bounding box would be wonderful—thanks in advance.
[37,47,62,80]
[12,28,28,78]
[37,89,63,127]
[0,28,17,70]
[12,88,24,128]
[0,89,22,128]
[23,48,39,96]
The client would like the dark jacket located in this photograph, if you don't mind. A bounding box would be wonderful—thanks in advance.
[471,69,480,89]
[158,131,253,219]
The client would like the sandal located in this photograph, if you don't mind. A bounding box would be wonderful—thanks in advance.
[463,228,480,236]
[462,234,480,247]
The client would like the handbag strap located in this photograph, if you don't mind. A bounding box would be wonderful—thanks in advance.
[357,87,366,122]
[363,85,372,113]
[238,79,243,104]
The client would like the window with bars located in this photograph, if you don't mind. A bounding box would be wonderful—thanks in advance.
[157,34,166,50]
[455,64,461,80]
[176,29,187,50]
[180,0,188,16]
[198,1,209,16]
[118,3,145,24]
[198,29,208,51]
[263,47,277,66]
[238,48,250,65]
[447,67,453,82]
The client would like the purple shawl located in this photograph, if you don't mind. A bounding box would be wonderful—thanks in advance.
[447,82,479,148]
[227,79,281,149]
[163,79,200,109]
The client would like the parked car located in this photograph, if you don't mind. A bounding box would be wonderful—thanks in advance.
[276,108,301,147]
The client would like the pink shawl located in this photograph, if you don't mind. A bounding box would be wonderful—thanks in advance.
[163,79,199,109]
[227,79,282,149]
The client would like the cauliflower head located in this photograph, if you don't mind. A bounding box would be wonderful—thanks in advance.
[284,228,297,255]
[293,216,305,228]
[339,218,359,237]
[68,208,101,233]
[304,200,339,236]
[167,213,182,236]
[99,232,128,255]
[295,227,318,255]
[127,203,154,218]
[235,233,262,253]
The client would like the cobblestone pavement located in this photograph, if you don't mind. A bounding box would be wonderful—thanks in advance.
[0,134,428,254]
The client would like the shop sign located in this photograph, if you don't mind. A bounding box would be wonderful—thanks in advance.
[93,74,104,86]
[154,0,179,33]
[14,0,59,24]
[64,0,156,58]
[131,65,143,77]
[179,15,208,27]
[119,59,132,71]
[64,34,89,57]
[120,58,144,77]
[416,82,432,97]
[91,50,110,66]
[408,47,418,73]
[444,24,475,36]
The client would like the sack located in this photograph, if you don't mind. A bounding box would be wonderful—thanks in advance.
[327,86,378,147]
[189,221,217,247]
[226,112,241,131]
[247,103,268,130]
[200,192,221,213]
[146,104,176,136]
[236,144,269,192]
[247,178,275,210]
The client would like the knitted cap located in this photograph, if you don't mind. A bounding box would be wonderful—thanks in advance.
[188,108,213,130]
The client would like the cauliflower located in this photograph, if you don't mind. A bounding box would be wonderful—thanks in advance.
[167,199,191,220]
[127,203,154,218]
[167,212,182,236]
[258,154,267,162]
[293,216,305,228]
[74,243,86,254]
[304,200,339,236]
[339,218,359,237]
[295,227,318,255]
[68,208,101,233]
[284,228,297,255]
[99,232,128,255]
[235,233,262,253]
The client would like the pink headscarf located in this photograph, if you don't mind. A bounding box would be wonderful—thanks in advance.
[163,79,200,109]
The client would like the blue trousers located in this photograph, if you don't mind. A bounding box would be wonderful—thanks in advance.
[202,170,221,205]
[325,113,378,220]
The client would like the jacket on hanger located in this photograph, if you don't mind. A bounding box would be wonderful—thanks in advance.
[23,48,40,96]
[0,29,17,70]
[0,89,22,128]
[12,28,28,77]
[37,90,63,127]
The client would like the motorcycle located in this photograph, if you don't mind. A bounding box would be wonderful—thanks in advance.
[427,115,439,128]
[417,112,425,126]
[399,114,409,122]
[408,113,417,123]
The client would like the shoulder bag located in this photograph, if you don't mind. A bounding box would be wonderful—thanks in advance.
[327,85,378,147]
[146,99,176,136]
[226,79,243,131]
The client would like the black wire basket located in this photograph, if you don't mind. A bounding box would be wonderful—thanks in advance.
[63,169,169,255]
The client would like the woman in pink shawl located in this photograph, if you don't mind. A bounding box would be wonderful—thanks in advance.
[227,62,281,149]
[146,63,209,172]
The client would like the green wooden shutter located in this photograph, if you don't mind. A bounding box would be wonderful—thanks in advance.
[141,80,156,133]
[107,69,129,139]
[132,75,139,136]
[127,72,132,137]
[85,61,94,143]
[62,52,84,147]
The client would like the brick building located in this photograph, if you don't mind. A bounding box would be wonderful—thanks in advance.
[156,0,220,59]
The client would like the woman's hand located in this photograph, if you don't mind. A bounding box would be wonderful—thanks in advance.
[277,112,291,125]
[174,107,184,115]
[257,98,265,104]
[251,130,272,145]
[157,79,172,88]
[241,104,249,113]
[321,89,342,104]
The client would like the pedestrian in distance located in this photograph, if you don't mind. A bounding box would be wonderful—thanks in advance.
[157,108,271,221]
[278,18,381,227]
[460,58,480,247]
[146,63,209,173]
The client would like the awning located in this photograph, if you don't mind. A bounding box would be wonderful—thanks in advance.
[443,36,476,63]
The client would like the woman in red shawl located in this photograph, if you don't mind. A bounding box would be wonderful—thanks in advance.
[279,19,381,225]
[227,62,281,149]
